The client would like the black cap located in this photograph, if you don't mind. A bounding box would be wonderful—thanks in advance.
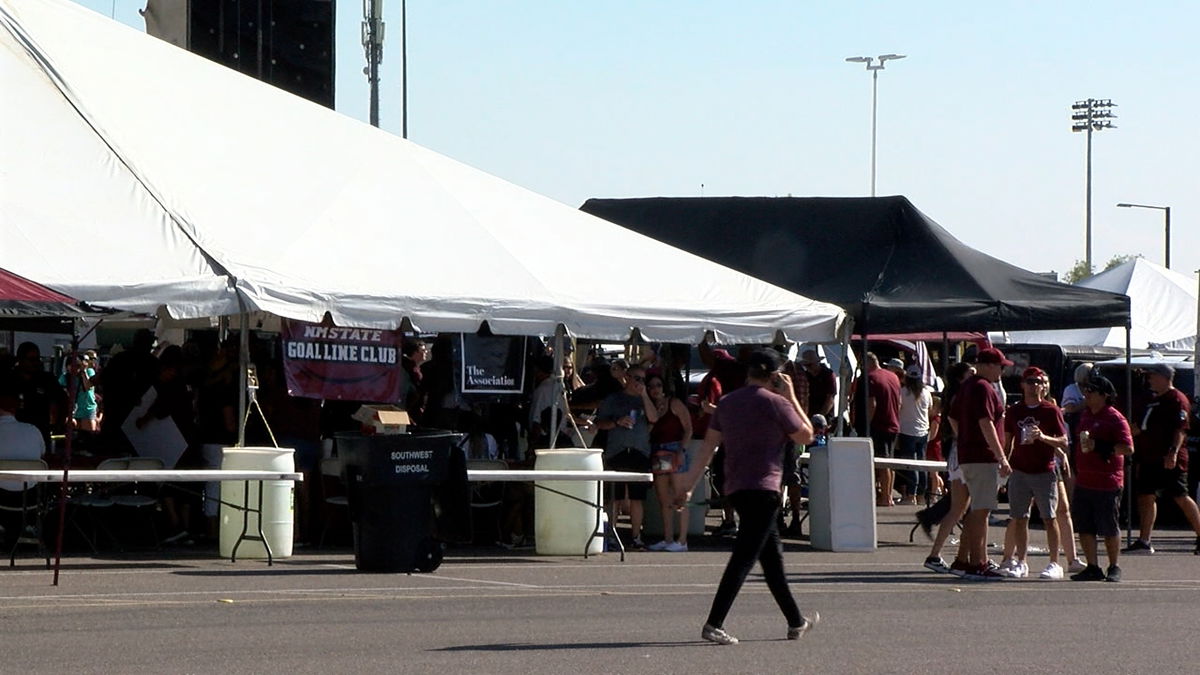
[1082,375,1117,399]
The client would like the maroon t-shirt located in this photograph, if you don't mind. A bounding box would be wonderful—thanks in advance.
[1004,400,1066,474]
[1134,388,1190,471]
[805,364,837,416]
[709,384,803,495]
[956,375,1004,464]
[867,368,901,434]
[1076,404,1133,491]
[689,373,722,440]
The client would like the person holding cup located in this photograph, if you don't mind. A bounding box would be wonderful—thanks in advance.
[1070,376,1134,582]
[997,367,1069,579]
[595,364,659,549]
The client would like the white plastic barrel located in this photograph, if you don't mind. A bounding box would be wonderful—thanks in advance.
[218,447,295,559]
[534,448,604,555]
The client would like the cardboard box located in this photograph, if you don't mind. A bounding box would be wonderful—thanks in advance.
[352,405,412,435]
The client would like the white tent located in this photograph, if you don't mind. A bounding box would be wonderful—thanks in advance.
[1004,257,1197,351]
[0,0,844,344]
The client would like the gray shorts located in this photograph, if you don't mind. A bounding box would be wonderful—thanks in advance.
[960,462,1000,511]
[1006,469,1058,520]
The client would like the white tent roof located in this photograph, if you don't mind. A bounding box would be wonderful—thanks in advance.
[0,0,844,344]
[1004,258,1196,350]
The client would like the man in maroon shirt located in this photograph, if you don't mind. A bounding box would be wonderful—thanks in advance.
[865,353,901,507]
[1125,363,1200,555]
[801,350,837,418]
[955,348,1013,580]
[999,367,1069,579]
[1071,376,1134,581]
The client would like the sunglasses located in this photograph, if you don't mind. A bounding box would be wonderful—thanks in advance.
[630,376,645,383]
[1024,378,1046,385]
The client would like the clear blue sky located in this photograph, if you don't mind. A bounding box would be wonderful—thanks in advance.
[81,1,1200,279]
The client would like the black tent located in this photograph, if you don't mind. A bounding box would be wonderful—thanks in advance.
[580,196,1130,334]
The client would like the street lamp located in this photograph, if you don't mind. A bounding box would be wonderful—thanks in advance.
[1117,202,1171,269]
[846,54,906,197]
[1071,98,1117,272]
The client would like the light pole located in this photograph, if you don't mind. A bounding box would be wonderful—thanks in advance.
[1071,98,1117,272]
[846,54,906,197]
[362,0,386,127]
[1116,203,1171,269]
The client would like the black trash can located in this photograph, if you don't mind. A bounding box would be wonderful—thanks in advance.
[336,431,467,572]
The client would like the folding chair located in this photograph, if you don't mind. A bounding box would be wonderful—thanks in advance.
[466,459,508,545]
[0,459,51,568]
[88,457,164,550]
[317,457,350,548]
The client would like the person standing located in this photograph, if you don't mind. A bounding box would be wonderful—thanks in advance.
[1071,376,1134,581]
[956,348,1013,580]
[10,342,66,453]
[678,349,818,645]
[646,373,692,552]
[998,367,1068,579]
[865,353,901,507]
[799,349,836,419]
[896,364,932,505]
[595,364,658,549]
[1124,363,1200,555]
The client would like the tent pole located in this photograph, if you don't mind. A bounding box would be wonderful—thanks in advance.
[837,318,853,436]
[549,325,566,450]
[237,297,249,448]
[1124,323,1133,547]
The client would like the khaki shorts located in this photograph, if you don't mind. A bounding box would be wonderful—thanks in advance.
[960,462,1000,511]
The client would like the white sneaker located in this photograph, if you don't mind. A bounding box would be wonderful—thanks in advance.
[1040,562,1064,580]
[665,541,689,552]
[997,558,1020,577]
[1067,558,1087,574]
[1013,560,1029,579]
[648,540,671,552]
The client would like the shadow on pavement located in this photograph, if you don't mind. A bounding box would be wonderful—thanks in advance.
[432,640,700,652]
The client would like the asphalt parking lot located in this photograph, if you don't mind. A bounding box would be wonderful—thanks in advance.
[3,507,1198,674]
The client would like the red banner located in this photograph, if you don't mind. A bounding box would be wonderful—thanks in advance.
[282,319,402,402]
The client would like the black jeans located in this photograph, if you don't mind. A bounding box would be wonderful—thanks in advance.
[706,490,803,629]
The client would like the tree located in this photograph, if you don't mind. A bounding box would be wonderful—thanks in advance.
[1063,259,1094,284]
[1061,254,1141,283]
[1104,253,1140,271]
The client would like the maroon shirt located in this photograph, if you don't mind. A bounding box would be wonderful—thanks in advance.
[709,385,803,495]
[689,373,722,439]
[867,368,901,435]
[1076,404,1133,491]
[1134,388,1190,471]
[956,375,1004,464]
[805,364,837,416]
[1004,401,1066,474]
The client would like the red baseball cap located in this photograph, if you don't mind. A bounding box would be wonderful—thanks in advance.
[1022,366,1047,379]
[975,347,1013,366]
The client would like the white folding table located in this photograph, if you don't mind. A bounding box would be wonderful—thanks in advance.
[466,469,652,560]
[0,469,304,581]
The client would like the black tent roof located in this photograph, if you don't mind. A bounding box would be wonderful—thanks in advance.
[581,196,1130,334]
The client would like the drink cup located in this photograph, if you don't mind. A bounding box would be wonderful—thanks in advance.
[1079,430,1092,453]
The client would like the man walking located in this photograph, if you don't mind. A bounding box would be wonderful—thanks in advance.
[998,367,1068,579]
[679,349,818,645]
[955,348,1012,580]
[1124,363,1200,555]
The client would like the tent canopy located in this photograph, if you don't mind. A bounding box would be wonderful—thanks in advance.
[1005,257,1197,351]
[0,0,844,345]
[580,196,1131,334]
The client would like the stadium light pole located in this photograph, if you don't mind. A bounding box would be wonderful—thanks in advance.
[1116,203,1171,269]
[1071,98,1117,272]
[845,54,906,197]
[363,0,386,127]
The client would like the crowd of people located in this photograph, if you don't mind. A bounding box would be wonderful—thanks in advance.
[911,349,1200,583]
